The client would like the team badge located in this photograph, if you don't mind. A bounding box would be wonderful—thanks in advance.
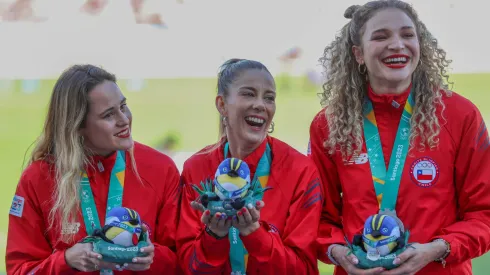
[410,157,439,187]
[10,195,25,217]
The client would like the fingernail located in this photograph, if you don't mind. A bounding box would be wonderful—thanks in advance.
[227,216,232,221]
[140,248,144,252]
[247,203,253,209]
[233,215,238,220]
[204,210,210,215]
[353,258,359,264]
[123,263,129,267]
[241,207,247,214]
[98,255,102,259]
[133,258,137,263]
[216,213,221,219]
[221,214,227,220]
[256,201,261,206]
[237,211,242,216]
[393,257,400,265]
[115,265,121,269]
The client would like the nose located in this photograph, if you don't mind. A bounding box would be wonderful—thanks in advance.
[252,98,266,112]
[388,36,405,51]
[116,110,130,127]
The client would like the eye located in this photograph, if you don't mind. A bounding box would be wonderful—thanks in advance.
[372,35,387,41]
[403,33,415,38]
[104,112,115,119]
[265,95,275,102]
[120,103,127,111]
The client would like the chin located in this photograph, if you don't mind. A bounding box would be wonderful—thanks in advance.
[244,132,266,145]
[116,138,134,151]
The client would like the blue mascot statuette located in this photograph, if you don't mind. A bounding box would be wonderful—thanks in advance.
[193,158,271,217]
[347,209,410,270]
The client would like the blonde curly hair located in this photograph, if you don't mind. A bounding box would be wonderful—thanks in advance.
[319,0,452,158]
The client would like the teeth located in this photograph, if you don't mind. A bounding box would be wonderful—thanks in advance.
[245,117,265,124]
[116,129,129,136]
[383,57,408,63]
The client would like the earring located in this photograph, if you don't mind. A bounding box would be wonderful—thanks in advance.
[268,121,275,134]
[222,116,227,127]
[358,63,367,74]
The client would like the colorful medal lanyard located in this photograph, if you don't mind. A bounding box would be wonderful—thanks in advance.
[80,150,126,275]
[223,142,271,274]
[363,89,414,212]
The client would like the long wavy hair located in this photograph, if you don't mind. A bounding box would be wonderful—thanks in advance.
[30,64,139,242]
[319,0,452,158]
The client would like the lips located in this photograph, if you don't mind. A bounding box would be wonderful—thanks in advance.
[115,128,130,138]
[382,54,410,69]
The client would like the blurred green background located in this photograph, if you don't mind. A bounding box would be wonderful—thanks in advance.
[1,74,489,274]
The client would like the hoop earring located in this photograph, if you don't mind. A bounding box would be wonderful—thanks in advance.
[358,63,367,74]
[268,121,275,134]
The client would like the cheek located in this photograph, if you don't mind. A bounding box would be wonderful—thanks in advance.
[267,104,276,118]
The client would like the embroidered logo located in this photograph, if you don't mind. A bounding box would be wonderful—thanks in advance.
[10,195,25,217]
[410,157,439,188]
[268,223,279,234]
[344,153,369,165]
[61,222,81,235]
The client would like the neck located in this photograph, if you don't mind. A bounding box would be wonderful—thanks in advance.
[226,138,264,160]
[369,77,411,95]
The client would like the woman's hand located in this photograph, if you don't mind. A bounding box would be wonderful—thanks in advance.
[330,245,385,275]
[232,201,265,236]
[64,242,117,272]
[191,201,232,238]
[121,224,155,271]
[380,242,448,275]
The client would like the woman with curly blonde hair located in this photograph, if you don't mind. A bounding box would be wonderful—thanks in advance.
[308,1,490,274]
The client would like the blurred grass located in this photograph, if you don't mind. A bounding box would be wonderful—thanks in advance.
[1,74,489,274]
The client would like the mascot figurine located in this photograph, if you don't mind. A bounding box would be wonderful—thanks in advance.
[193,157,271,217]
[81,207,149,264]
[347,210,410,270]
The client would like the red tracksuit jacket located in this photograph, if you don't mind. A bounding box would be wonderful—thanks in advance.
[309,85,490,274]
[6,142,182,274]
[176,136,322,275]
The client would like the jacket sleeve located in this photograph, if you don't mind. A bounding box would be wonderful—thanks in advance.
[308,112,347,264]
[148,161,181,274]
[431,107,490,263]
[176,163,230,275]
[239,161,322,275]
[6,168,75,275]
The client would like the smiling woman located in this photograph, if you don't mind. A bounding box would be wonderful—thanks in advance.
[176,58,323,275]
[310,1,490,275]
[6,64,182,274]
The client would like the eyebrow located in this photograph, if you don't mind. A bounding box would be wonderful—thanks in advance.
[240,86,257,91]
[372,26,414,34]
[100,97,126,116]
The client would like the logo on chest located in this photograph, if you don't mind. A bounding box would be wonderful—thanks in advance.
[61,222,81,235]
[344,153,369,165]
[409,157,439,188]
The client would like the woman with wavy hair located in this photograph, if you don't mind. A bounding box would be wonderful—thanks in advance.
[6,64,181,274]
[309,1,490,274]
